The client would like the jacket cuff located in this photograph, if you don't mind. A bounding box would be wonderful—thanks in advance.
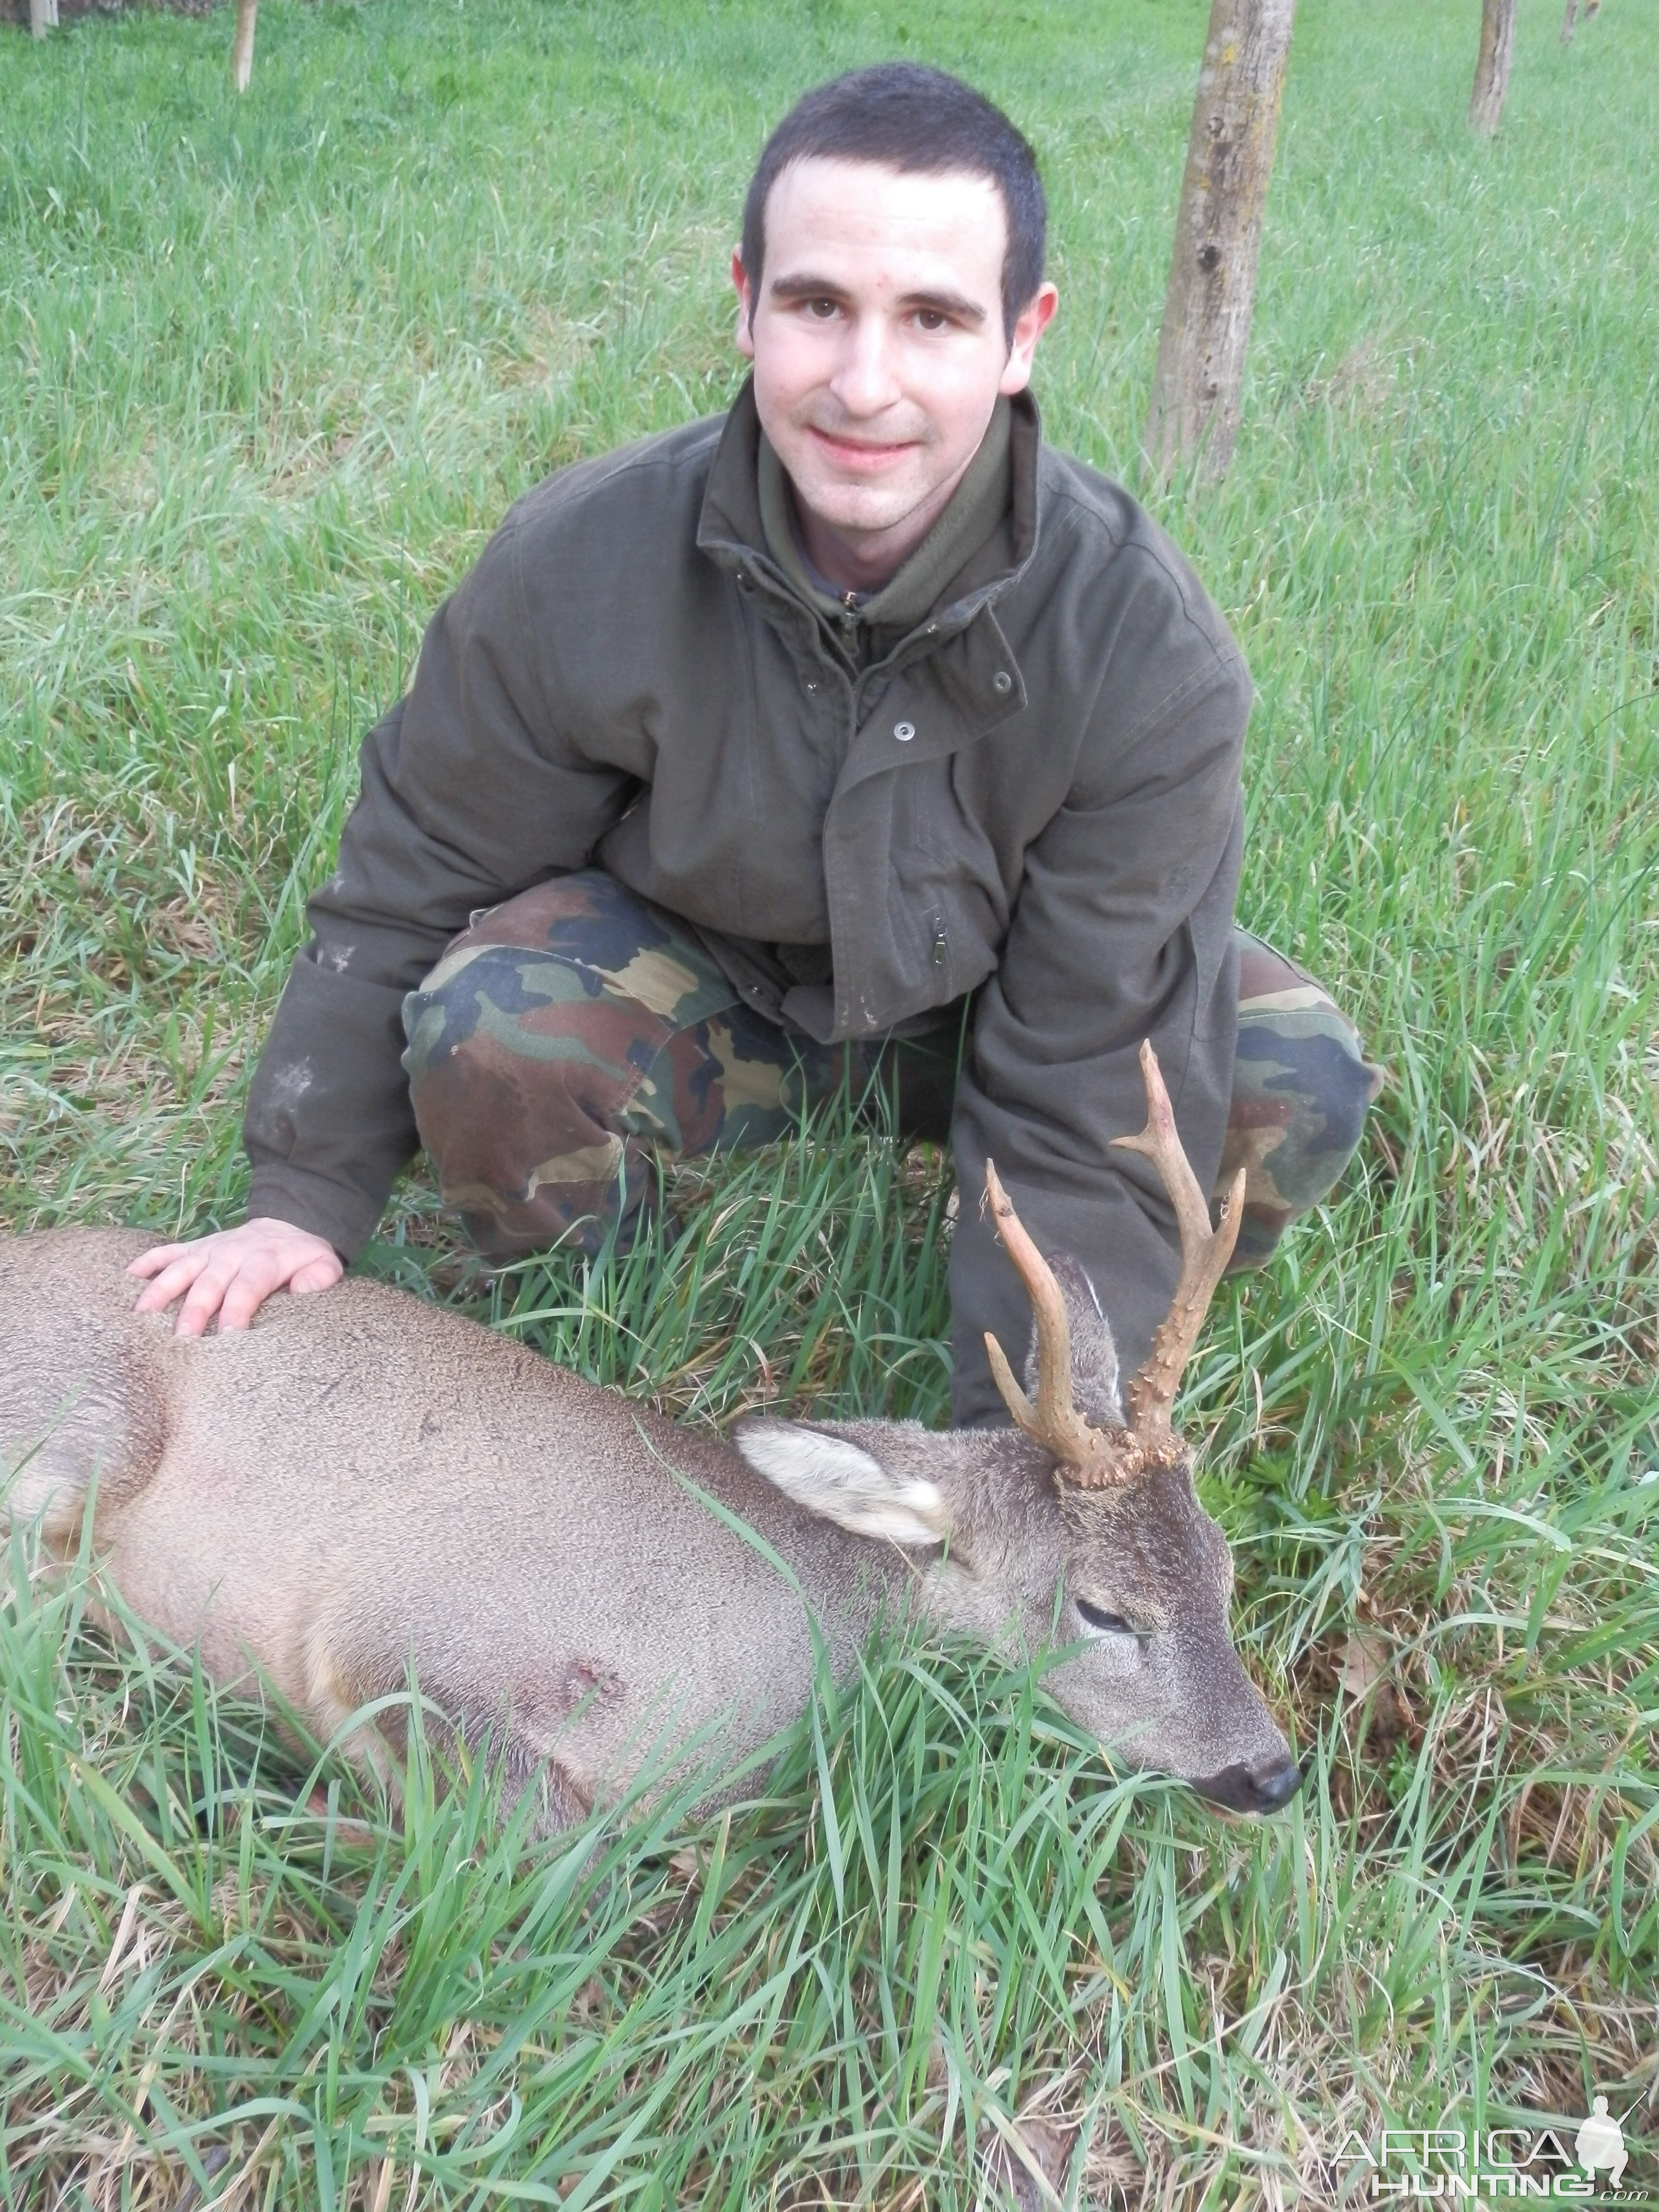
[244,1168,387,1267]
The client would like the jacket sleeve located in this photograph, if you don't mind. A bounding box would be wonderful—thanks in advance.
[948,568,1249,1428]
[243,514,638,1258]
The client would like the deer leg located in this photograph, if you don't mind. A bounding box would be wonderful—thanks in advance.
[302,1626,403,1795]
[1,1384,167,1553]
[302,1622,592,1835]
[491,1733,595,1836]
[1,1426,100,1548]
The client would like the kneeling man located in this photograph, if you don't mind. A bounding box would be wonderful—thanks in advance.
[133,64,1381,1426]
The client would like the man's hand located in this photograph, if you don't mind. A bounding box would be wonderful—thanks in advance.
[128,1218,344,1336]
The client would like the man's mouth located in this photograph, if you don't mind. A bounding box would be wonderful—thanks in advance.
[806,426,918,473]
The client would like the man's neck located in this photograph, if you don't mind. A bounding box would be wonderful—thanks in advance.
[792,448,982,598]
[754,395,1018,644]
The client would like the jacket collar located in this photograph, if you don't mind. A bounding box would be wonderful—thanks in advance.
[697,377,1044,651]
[756,396,1012,637]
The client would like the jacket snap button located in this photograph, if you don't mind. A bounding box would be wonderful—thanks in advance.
[992,670,1013,696]
[893,721,915,743]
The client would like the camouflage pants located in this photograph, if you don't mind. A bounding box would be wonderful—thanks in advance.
[402,870,1382,1267]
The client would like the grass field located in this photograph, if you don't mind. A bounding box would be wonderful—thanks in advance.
[3,0,1658,2202]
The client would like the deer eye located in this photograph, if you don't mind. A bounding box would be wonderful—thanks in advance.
[1075,1598,1138,1636]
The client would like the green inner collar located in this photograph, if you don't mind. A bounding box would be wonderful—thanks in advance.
[757,396,1013,640]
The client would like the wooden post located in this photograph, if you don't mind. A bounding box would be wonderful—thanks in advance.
[1143,0,1297,487]
[1468,0,1517,136]
[29,0,60,37]
[230,0,259,93]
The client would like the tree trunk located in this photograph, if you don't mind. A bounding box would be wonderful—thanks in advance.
[230,0,258,93]
[1468,0,1517,136]
[1560,0,1576,40]
[1142,0,1298,488]
[29,0,60,37]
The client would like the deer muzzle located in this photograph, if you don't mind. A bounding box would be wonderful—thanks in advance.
[1191,1752,1304,1815]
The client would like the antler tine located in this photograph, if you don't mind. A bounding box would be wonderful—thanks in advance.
[980,1160,1128,1487]
[1110,1040,1246,1454]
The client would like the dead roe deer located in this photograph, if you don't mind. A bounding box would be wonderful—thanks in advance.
[0,1045,1301,1829]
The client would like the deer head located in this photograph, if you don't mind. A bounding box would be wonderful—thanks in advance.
[737,1043,1301,1815]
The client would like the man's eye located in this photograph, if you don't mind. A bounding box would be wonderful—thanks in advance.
[915,310,948,332]
[806,299,839,319]
[1075,1599,1138,1636]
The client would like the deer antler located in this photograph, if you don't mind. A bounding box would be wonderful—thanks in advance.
[981,1160,1128,1486]
[980,1041,1246,1488]
[1110,1039,1246,1459]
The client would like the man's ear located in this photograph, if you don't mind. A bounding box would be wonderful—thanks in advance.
[732,247,756,358]
[735,1420,951,1548]
[998,279,1059,395]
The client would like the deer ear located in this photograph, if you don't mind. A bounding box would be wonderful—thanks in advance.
[734,1420,952,1547]
[1026,1253,1125,1430]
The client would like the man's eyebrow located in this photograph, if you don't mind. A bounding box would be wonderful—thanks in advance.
[898,287,987,326]
[767,273,988,325]
[767,271,851,305]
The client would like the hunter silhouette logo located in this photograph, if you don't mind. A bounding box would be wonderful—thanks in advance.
[1574,2098,1627,2193]
[1334,2096,1643,2198]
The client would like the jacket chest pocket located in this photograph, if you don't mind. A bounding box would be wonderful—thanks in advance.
[886,768,1009,1005]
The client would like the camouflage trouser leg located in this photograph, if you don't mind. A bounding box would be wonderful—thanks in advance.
[1220,929,1385,1268]
[402,873,1382,1263]
[400,872,878,1256]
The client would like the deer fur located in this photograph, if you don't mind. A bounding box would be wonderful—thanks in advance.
[0,1223,1300,1829]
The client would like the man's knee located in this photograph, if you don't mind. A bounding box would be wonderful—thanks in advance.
[398,869,839,1254]
[1221,930,1384,1267]
[400,872,719,1254]
[404,960,636,1253]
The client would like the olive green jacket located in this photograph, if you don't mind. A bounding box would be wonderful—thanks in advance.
[245,382,1250,1425]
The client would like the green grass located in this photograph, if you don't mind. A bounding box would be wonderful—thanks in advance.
[2,0,1657,2201]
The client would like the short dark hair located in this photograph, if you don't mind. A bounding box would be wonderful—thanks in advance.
[741,64,1046,346]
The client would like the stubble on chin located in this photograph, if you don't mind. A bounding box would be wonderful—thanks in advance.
[805,480,925,537]
[784,442,942,540]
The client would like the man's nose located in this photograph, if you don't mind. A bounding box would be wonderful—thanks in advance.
[829,320,903,417]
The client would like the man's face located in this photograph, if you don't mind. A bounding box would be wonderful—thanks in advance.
[734,158,1057,577]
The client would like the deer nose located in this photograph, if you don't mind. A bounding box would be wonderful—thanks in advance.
[1193,1754,1303,1815]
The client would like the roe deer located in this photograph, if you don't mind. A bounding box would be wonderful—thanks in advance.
[0,1045,1301,1829]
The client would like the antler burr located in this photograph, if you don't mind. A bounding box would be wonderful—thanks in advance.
[982,1040,1247,1486]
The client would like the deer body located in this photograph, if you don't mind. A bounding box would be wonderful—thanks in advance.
[1,1052,1304,1827]
[1,1231,929,1815]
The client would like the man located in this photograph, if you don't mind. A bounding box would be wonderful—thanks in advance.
[132,64,1380,1427]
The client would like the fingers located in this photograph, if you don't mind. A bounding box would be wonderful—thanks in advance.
[127,1240,191,1280]
[127,1222,343,1335]
[176,1254,247,1337]
[132,1249,219,1318]
[215,1254,292,1335]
